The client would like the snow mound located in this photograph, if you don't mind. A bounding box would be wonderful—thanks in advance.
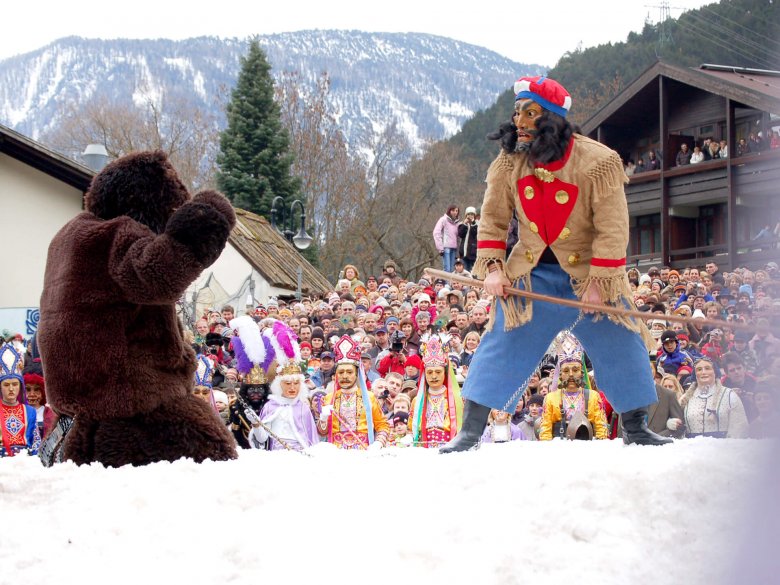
[1,438,776,585]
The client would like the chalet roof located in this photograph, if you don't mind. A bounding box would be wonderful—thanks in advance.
[0,123,93,190]
[229,208,332,297]
[583,61,780,134]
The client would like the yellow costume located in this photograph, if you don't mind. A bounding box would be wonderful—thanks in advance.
[539,389,608,440]
[321,389,390,449]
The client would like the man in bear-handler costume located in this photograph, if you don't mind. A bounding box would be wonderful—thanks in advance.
[37,150,238,466]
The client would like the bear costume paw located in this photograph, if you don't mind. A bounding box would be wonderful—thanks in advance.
[165,190,237,266]
[63,395,238,467]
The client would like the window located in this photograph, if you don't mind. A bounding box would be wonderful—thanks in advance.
[698,204,727,247]
[632,214,661,255]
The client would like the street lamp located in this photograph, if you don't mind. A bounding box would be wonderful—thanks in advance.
[270,197,313,250]
[270,197,313,300]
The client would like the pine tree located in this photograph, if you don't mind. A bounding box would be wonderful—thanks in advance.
[216,40,300,217]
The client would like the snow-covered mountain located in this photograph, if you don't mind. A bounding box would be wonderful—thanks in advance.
[0,31,544,155]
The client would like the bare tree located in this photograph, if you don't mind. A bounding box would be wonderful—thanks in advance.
[274,71,370,278]
[43,86,221,191]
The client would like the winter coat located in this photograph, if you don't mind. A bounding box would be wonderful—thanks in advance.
[474,134,651,346]
[457,221,479,261]
[657,343,694,375]
[682,381,748,438]
[433,214,459,251]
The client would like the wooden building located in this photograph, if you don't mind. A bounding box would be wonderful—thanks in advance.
[583,61,780,271]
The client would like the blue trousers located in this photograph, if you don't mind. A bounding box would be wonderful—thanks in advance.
[463,263,657,414]
[442,248,456,273]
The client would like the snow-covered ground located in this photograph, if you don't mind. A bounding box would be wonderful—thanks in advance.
[2,439,777,585]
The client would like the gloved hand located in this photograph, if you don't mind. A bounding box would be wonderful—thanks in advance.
[666,418,683,431]
[319,405,334,423]
[244,408,260,426]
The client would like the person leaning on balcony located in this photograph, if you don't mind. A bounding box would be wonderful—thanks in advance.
[647,150,660,170]
[675,143,692,166]
[690,146,704,164]
[707,140,720,160]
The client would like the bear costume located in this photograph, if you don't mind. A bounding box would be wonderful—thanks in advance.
[37,150,238,467]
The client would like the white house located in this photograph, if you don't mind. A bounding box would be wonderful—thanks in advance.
[0,125,332,337]
[0,124,92,337]
[185,208,332,320]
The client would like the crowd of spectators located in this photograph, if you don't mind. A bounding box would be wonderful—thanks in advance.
[182,258,780,445]
[3,257,779,456]
[624,130,780,175]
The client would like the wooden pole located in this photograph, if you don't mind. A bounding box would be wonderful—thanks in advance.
[424,267,767,334]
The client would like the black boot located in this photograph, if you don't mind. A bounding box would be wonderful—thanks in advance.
[439,399,492,453]
[621,406,673,445]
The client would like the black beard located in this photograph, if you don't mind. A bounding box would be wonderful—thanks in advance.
[560,376,583,389]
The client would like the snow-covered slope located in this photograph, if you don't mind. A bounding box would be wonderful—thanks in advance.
[0,32,544,155]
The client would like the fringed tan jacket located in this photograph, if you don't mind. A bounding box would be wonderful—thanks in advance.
[475,134,652,347]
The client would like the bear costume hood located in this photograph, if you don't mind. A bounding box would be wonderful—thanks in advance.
[85,150,190,235]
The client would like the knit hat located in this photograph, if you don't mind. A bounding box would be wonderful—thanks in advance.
[404,354,423,371]
[465,206,477,216]
[212,390,228,406]
[392,412,410,426]
[513,76,572,118]
[660,330,677,344]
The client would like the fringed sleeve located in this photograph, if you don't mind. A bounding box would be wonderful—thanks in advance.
[574,149,655,351]
[473,152,516,280]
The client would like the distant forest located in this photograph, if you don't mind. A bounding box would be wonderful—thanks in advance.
[451,0,780,183]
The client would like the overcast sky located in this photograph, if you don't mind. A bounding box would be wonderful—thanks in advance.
[4,0,715,66]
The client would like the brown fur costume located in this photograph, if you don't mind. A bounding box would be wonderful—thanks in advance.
[37,151,238,466]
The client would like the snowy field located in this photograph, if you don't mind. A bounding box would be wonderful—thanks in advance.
[2,438,778,585]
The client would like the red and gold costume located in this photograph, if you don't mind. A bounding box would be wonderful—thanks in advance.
[538,389,608,441]
[318,336,389,449]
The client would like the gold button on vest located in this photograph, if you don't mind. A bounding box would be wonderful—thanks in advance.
[567,253,580,266]
[559,227,571,240]
[524,186,534,199]
[529,221,539,234]
[525,250,534,263]
[555,190,569,205]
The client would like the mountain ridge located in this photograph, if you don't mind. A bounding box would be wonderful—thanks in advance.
[0,31,545,156]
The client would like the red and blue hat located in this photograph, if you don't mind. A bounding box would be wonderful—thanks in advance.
[514,76,572,118]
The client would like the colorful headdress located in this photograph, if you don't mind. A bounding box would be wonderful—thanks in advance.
[230,315,270,384]
[194,354,213,388]
[556,332,583,365]
[420,333,451,368]
[514,75,572,118]
[551,332,586,391]
[1,343,27,404]
[264,320,302,377]
[0,343,24,383]
[333,335,362,368]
